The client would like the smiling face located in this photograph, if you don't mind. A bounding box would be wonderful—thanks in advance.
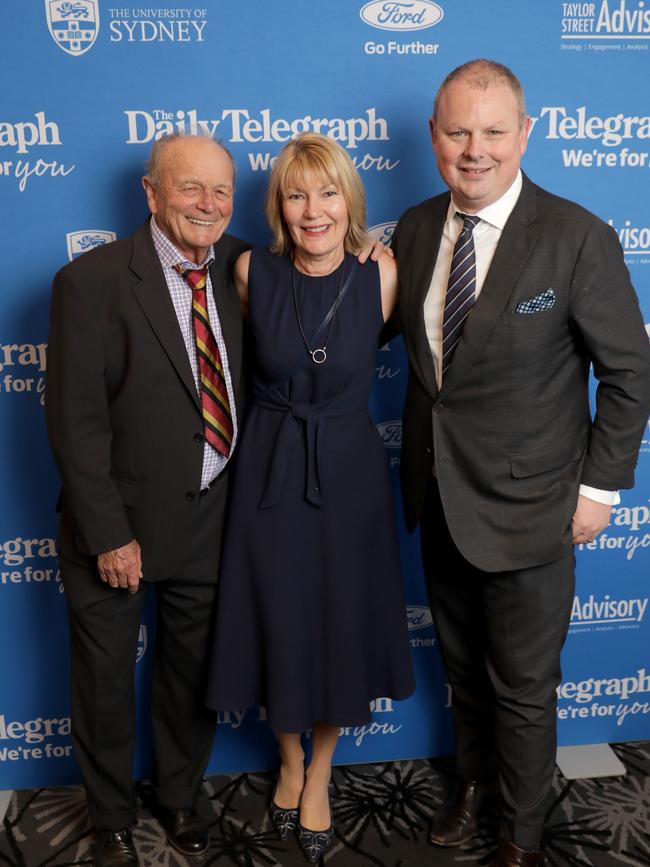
[281,168,349,271]
[142,137,234,264]
[430,78,530,213]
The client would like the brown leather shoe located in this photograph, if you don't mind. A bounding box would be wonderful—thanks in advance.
[492,839,544,866]
[429,780,484,846]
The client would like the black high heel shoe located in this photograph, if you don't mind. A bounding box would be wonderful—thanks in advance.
[297,793,334,863]
[269,783,299,841]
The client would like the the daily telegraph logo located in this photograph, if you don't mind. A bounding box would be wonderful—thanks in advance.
[0,344,48,406]
[125,108,399,174]
[376,419,402,448]
[360,0,443,30]
[530,105,650,171]
[561,0,650,44]
[0,113,75,192]
[557,668,650,728]
[368,221,397,246]
[0,536,61,590]
[217,698,401,747]
[125,108,389,150]
[45,0,100,56]
[570,593,647,633]
[0,714,73,761]
[67,230,116,261]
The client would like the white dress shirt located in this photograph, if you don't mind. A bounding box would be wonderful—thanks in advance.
[423,171,618,506]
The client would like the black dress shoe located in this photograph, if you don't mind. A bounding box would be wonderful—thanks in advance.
[95,828,139,867]
[160,807,209,857]
[492,840,544,866]
[429,780,487,847]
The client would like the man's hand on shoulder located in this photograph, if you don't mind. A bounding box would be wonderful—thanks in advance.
[571,495,611,545]
[97,540,143,594]
[357,239,394,264]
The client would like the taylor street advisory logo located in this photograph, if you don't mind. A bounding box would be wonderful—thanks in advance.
[570,593,647,633]
[67,230,116,260]
[608,218,650,264]
[561,0,650,51]
[361,0,442,56]
[530,105,650,171]
[45,0,99,56]
[0,343,47,406]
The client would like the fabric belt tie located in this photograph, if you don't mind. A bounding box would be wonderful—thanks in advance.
[256,395,367,509]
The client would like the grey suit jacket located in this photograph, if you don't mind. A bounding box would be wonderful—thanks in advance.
[46,221,250,581]
[394,174,650,572]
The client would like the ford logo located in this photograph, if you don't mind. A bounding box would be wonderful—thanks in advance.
[368,221,397,246]
[377,419,402,448]
[360,1,444,31]
[407,605,434,631]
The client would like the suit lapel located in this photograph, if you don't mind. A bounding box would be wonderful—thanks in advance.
[130,223,201,411]
[406,196,449,400]
[440,176,539,393]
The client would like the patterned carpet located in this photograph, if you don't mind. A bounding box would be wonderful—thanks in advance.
[1,743,648,866]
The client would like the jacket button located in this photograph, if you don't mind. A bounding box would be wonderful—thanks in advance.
[194,433,204,443]
[426,447,432,455]
[185,491,195,502]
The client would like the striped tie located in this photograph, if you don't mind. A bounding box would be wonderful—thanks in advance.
[442,214,480,377]
[174,264,233,457]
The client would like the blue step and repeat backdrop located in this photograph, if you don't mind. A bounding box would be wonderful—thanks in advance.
[1,1,649,789]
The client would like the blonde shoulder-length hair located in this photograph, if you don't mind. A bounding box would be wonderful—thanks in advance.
[266,133,369,256]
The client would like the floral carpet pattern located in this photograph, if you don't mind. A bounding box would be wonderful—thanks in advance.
[1,744,648,866]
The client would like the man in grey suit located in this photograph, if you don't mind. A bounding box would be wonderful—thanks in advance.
[392,60,650,867]
[46,135,249,867]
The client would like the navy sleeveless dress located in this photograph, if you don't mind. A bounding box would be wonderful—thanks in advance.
[205,247,415,732]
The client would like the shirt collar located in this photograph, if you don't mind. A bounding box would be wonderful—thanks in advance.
[447,170,523,231]
[150,216,215,270]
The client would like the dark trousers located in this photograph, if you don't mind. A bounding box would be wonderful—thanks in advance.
[420,480,575,848]
[61,476,227,831]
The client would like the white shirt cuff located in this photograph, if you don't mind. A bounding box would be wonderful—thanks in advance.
[579,484,621,506]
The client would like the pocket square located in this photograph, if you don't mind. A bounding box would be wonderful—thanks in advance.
[514,288,556,315]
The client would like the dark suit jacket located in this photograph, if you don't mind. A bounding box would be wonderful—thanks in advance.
[46,221,250,581]
[394,174,650,572]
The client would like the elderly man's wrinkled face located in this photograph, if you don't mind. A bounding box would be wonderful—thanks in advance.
[143,137,234,264]
[430,79,530,213]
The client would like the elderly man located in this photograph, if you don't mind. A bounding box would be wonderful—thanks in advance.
[393,60,650,866]
[46,135,249,866]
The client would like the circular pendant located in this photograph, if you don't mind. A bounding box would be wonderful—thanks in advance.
[311,348,327,364]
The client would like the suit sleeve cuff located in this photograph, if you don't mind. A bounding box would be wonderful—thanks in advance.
[579,484,621,506]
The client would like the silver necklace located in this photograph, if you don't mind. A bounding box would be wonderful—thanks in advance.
[291,259,346,364]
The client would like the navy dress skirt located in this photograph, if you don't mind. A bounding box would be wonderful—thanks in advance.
[205,247,415,732]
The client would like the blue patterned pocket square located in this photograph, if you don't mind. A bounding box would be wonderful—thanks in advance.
[514,288,556,315]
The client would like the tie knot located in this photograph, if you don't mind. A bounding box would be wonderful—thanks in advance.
[173,263,208,291]
[457,213,480,233]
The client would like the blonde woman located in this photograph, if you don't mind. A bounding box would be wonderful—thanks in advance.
[206,134,414,862]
